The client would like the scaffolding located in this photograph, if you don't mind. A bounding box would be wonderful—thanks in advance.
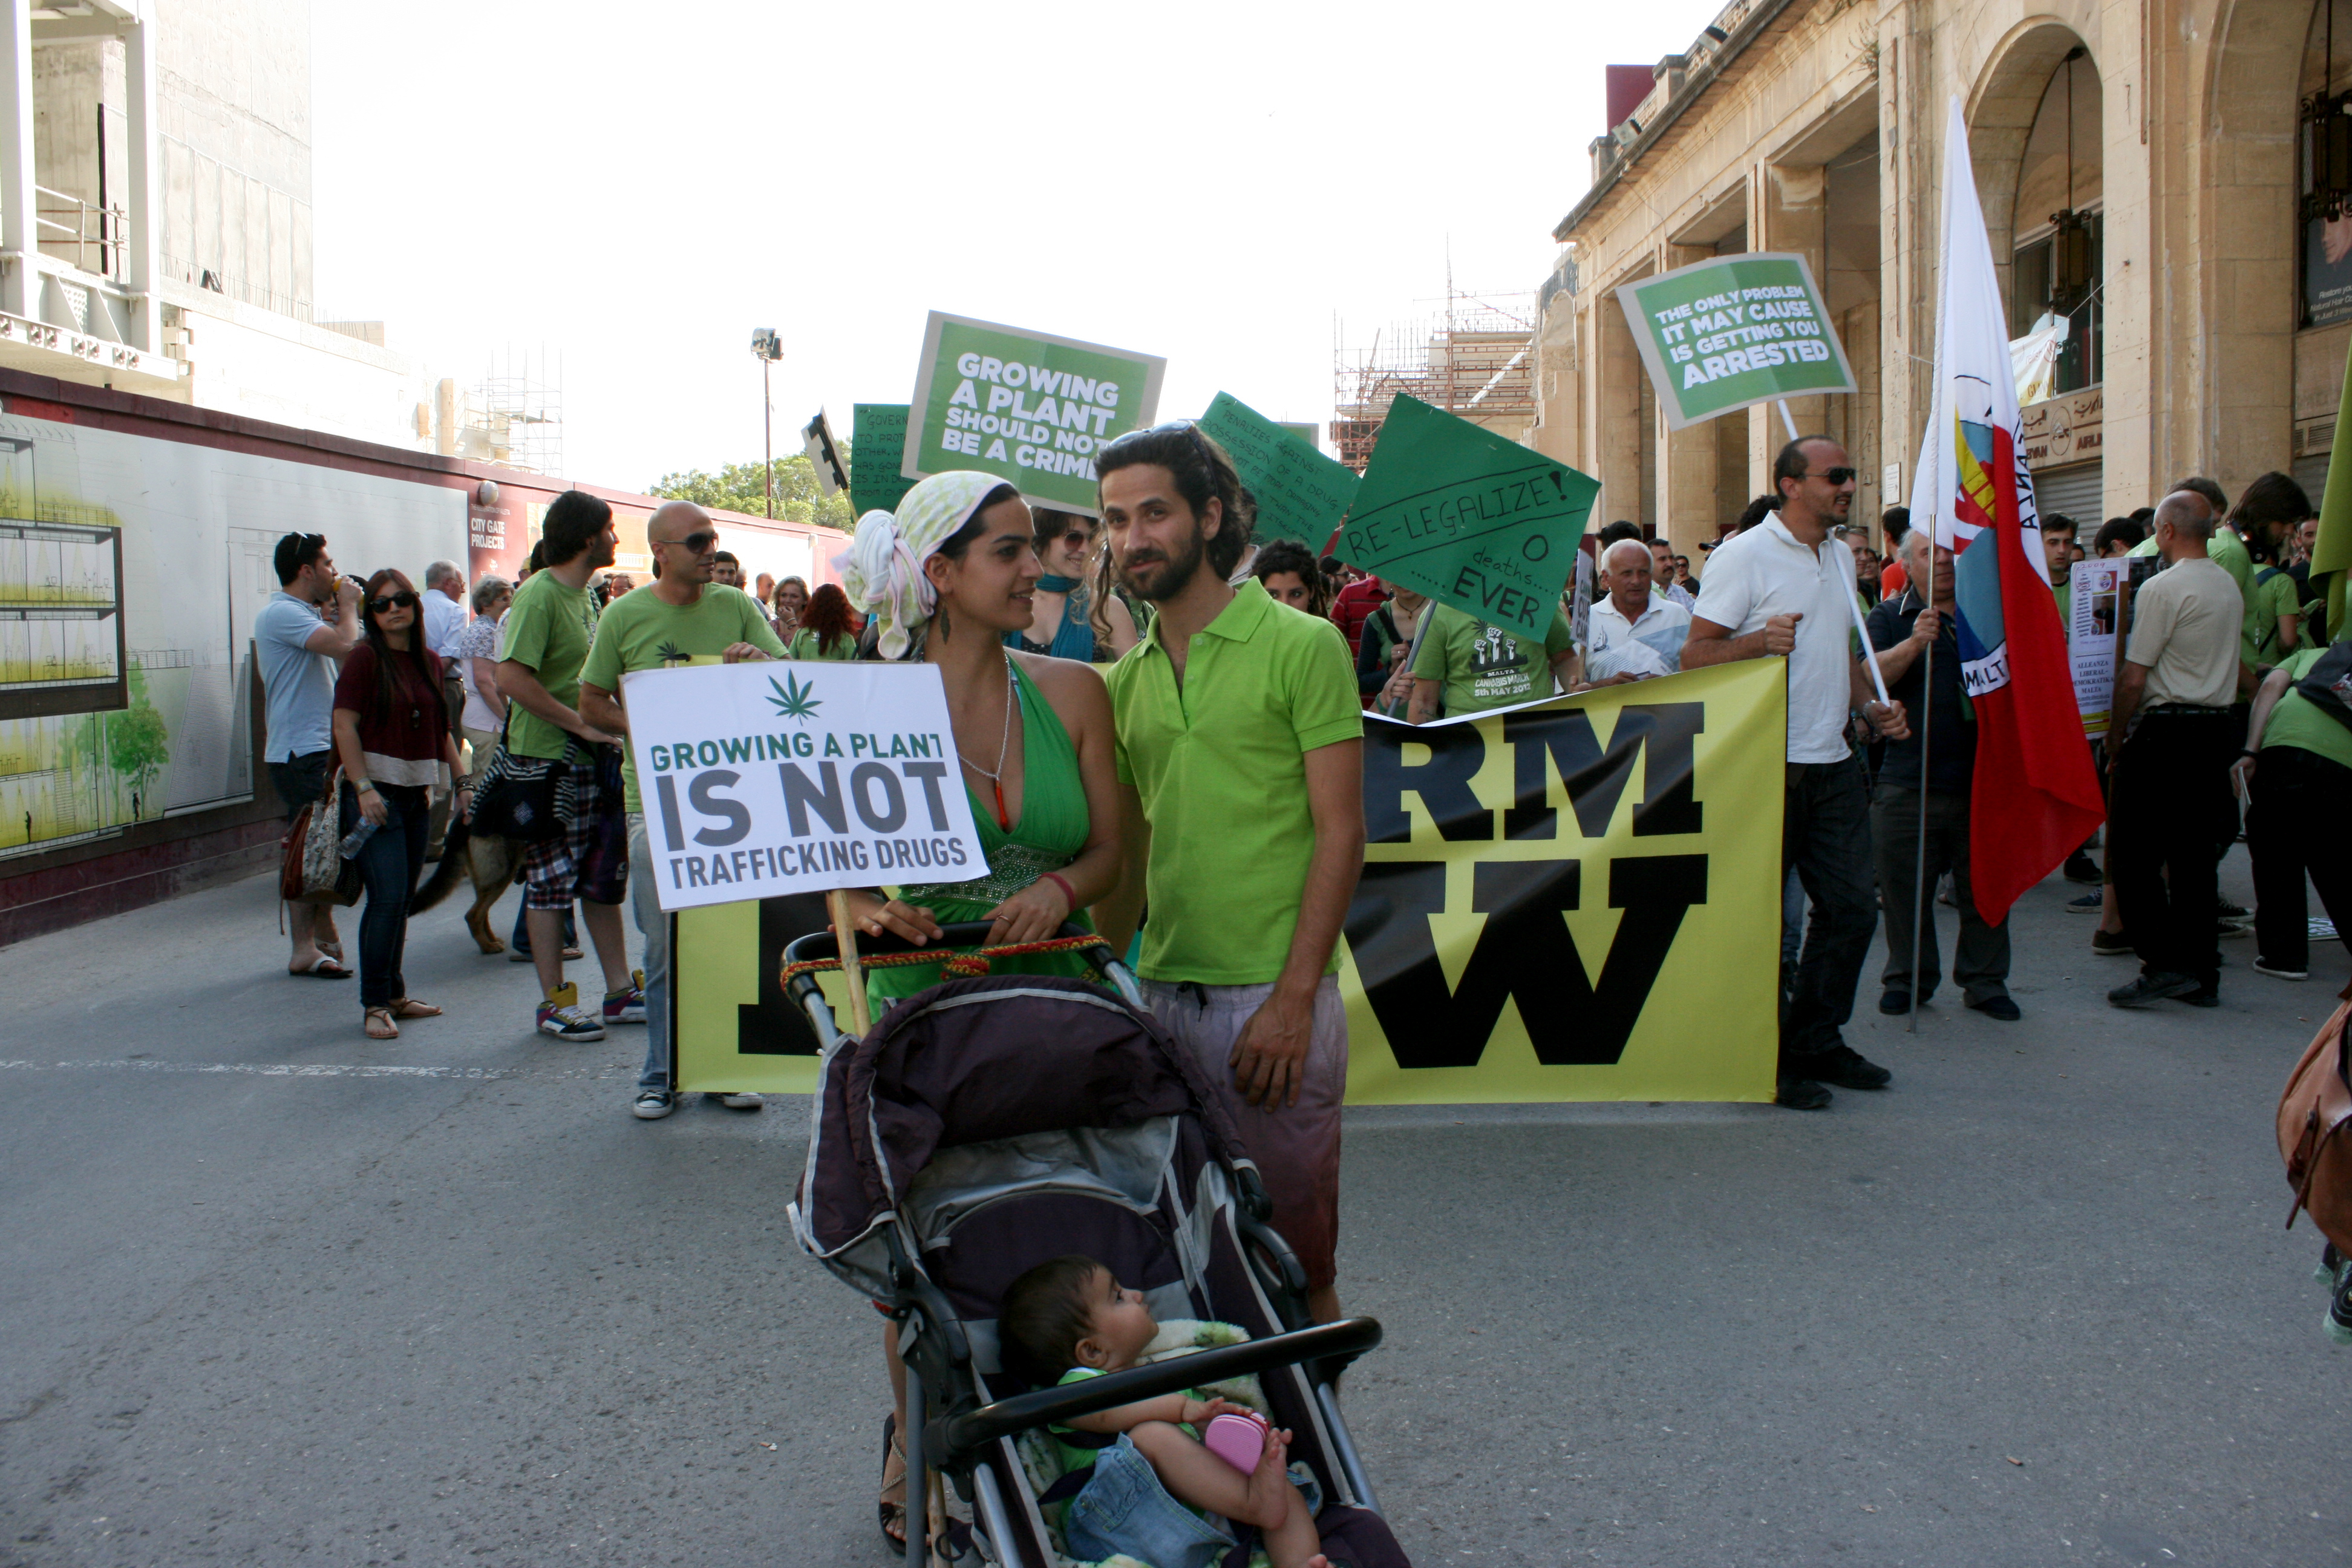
[1332,287,1537,472]
[468,346,563,475]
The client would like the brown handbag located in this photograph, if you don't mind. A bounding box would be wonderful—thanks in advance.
[278,764,361,906]
[2278,996,2352,1252]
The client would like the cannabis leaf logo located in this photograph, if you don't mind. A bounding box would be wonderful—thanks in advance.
[768,670,822,723]
[656,639,688,667]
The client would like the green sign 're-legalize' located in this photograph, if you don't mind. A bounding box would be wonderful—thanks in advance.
[1195,393,1357,547]
[1613,252,1856,430]
[1338,395,1598,641]
[901,312,1165,516]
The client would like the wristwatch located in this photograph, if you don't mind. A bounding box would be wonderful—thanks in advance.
[353,779,377,794]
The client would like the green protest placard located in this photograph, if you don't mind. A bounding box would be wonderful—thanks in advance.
[851,403,914,516]
[1197,393,1358,547]
[1613,252,1856,430]
[1338,395,1599,641]
[902,312,1166,516]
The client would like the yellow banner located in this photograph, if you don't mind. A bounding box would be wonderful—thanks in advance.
[674,660,1785,1103]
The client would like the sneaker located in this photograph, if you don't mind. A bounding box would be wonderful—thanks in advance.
[604,970,648,1025]
[1878,989,1912,1016]
[1793,1044,1892,1091]
[632,1088,675,1120]
[2316,1243,2343,1287]
[2255,960,2310,981]
[2068,892,2103,912]
[711,1091,764,1111]
[2181,985,2221,1008]
[2063,851,2102,885]
[537,981,607,1040]
[2328,1268,2352,1347]
[2092,929,2137,956]
[2217,920,2251,939]
[2218,900,2253,923]
[2106,971,2199,1008]
[1775,1073,1832,1111]
[1967,996,2023,1021]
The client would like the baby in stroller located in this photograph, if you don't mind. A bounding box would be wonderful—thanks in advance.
[1004,1254,1330,1568]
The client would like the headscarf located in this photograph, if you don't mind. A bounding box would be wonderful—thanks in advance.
[837,472,1007,660]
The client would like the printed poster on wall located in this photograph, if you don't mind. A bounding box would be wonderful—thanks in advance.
[901,312,1165,517]
[619,659,987,913]
[1613,252,1857,430]
[2068,558,2122,737]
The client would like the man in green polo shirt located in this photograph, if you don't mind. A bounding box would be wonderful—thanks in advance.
[581,500,786,1122]
[1094,423,1365,1324]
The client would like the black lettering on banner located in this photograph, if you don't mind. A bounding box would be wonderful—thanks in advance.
[730,897,832,1057]
[1502,702,1705,840]
[687,769,752,846]
[1344,854,1709,1068]
[1364,722,1492,843]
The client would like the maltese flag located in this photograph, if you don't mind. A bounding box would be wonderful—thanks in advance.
[1906,99,2105,925]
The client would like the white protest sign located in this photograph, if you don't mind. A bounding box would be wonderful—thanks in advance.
[620,661,987,913]
[2068,559,2123,737]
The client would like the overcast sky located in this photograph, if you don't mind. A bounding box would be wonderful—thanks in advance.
[310,0,1730,497]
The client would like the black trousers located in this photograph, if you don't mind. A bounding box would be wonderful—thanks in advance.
[1871,783,2012,1004]
[2109,708,2238,988]
[1781,757,1879,1062]
[2247,746,2352,973]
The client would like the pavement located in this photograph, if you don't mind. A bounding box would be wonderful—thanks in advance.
[1,848,2346,1568]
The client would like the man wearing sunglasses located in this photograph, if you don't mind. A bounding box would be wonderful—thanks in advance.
[258,531,365,978]
[580,500,786,1120]
[1687,436,1909,1111]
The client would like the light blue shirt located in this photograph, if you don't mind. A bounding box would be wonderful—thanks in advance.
[255,591,335,762]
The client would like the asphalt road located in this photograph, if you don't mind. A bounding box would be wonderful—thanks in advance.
[1,850,2345,1567]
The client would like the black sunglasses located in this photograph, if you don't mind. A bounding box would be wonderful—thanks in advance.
[1805,466,1858,486]
[369,591,419,613]
[659,529,719,554]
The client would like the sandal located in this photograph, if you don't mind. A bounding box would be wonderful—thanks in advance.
[364,1007,399,1040]
[878,1413,907,1549]
[387,998,442,1019]
[290,954,352,979]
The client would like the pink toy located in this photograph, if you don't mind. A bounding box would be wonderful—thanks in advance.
[1203,1410,1269,1474]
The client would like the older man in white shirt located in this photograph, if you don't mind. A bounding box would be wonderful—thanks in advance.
[1686,436,1909,1111]
[1587,538,1691,680]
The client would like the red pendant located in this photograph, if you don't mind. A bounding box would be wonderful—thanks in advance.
[993,780,1010,832]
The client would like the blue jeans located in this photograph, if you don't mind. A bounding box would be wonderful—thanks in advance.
[350,782,431,1010]
[626,813,670,1092]
[1780,757,1879,1063]
[1063,1435,1235,1568]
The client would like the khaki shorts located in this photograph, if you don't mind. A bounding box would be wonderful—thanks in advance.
[1142,976,1347,1293]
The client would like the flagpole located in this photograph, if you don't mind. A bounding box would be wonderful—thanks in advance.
[1908,533,1933,1035]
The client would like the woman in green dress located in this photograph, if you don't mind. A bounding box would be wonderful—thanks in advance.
[838,471,1127,1548]
[836,474,1126,998]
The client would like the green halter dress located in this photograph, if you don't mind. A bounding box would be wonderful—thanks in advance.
[866,661,1098,1002]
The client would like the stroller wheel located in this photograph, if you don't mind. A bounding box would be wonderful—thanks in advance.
[879,1413,909,1550]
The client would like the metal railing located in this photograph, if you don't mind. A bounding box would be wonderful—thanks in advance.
[35,185,125,279]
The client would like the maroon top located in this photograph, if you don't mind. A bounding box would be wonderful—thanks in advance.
[333,641,445,763]
[1330,577,1390,659]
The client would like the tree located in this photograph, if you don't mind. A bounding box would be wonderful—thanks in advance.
[647,452,855,532]
[105,671,169,817]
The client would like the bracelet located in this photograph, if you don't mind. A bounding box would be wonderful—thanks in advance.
[1039,871,1078,913]
[353,779,376,794]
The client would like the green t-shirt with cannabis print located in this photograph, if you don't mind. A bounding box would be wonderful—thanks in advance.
[580,583,785,812]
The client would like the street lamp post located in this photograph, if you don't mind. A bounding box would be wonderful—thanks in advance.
[751,328,783,519]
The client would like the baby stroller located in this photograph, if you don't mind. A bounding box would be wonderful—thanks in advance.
[785,921,1413,1568]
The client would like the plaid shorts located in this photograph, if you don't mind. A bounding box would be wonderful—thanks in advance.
[521,744,628,909]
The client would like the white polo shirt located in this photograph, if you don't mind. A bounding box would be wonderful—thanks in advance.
[1690,513,1858,763]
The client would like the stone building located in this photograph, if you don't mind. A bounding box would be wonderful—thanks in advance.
[1535,0,2341,553]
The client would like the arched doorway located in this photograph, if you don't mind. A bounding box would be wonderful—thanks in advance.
[1971,27,2105,533]
[2297,0,2352,503]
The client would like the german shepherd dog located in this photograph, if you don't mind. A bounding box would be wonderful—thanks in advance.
[410,817,521,953]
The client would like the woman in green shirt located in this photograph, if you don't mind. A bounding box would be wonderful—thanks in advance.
[835,471,1126,1002]
[783,582,861,661]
